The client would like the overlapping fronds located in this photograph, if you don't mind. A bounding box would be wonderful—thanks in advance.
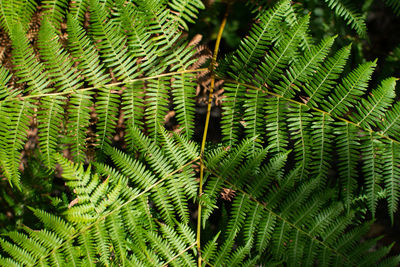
[0,0,36,33]
[0,0,400,266]
[0,141,198,265]
[42,0,68,29]
[168,0,205,30]
[10,23,52,95]
[221,0,290,145]
[0,0,201,182]
[216,0,400,219]
[201,139,399,266]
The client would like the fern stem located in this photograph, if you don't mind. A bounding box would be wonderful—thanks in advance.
[224,78,400,145]
[0,68,208,103]
[197,4,231,266]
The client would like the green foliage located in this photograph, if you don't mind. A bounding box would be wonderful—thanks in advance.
[0,0,400,265]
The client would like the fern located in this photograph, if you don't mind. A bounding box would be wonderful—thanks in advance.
[384,0,400,16]
[323,0,367,37]
[0,0,400,266]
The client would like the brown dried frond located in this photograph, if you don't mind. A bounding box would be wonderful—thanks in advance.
[220,188,236,201]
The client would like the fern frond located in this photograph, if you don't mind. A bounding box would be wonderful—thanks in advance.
[334,122,360,210]
[41,0,68,29]
[168,0,205,30]
[384,0,400,15]
[255,211,276,253]
[118,2,159,73]
[265,98,289,153]
[64,91,93,163]
[310,113,334,181]
[243,88,266,146]
[255,14,309,86]
[89,0,139,81]
[324,60,377,116]
[144,77,169,143]
[248,151,290,200]
[305,45,351,108]
[122,81,145,150]
[171,72,196,139]
[361,132,383,217]
[221,0,290,145]
[323,0,367,37]
[380,101,400,140]
[353,77,397,129]
[96,87,120,149]
[201,232,220,265]
[159,223,196,266]
[284,3,314,52]
[37,96,65,168]
[382,140,400,223]
[69,0,89,22]
[203,138,256,224]
[287,105,312,179]
[67,14,111,86]
[0,0,36,33]
[0,99,33,187]
[275,36,335,98]
[38,18,83,92]
[0,238,36,266]
[139,2,182,57]
[0,66,18,99]
[10,24,52,95]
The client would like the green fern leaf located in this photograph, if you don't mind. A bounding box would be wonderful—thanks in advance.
[122,81,145,151]
[221,0,290,145]
[265,98,289,153]
[275,36,335,98]
[201,232,220,265]
[144,77,169,143]
[255,14,309,86]
[69,0,88,22]
[383,140,400,223]
[89,0,139,81]
[305,45,351,108]
[0,100,33,187]
[171,72,196,139]
[67,14,111,86]
[64,91,93,163]
[353,77,397,129]
[323,0,367,37]
[37,96,65,168]
[41,0,68,29]
[384,0,400,15]
[118,2,159,73]
[96,87,120,148]
[324,60,376,116]
[361,132,382,217]
[255,211,276,253]
[0,66,18,99]
[334,122,360,210]
[380,101,400,140]
[38,18,83,92]
[0,0,36,33]
[284,3,315,52]
[0,238,36,266]
[10,24,52,95]
[287,105,312,179]
[168,0,204,30]
[310,113,334,181]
